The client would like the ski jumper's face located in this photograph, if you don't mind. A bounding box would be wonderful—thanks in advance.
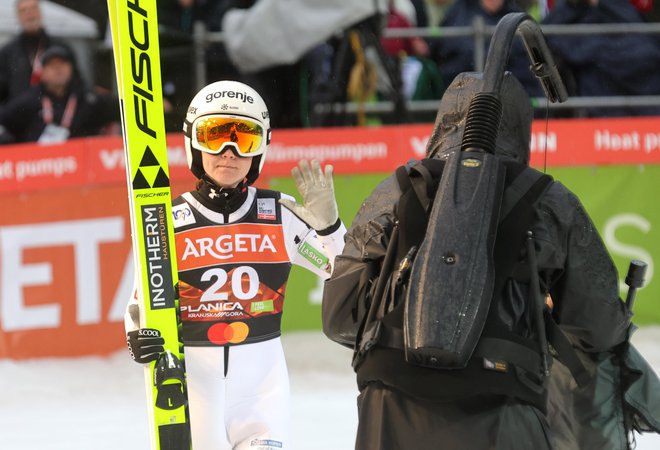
[202,149,252,188]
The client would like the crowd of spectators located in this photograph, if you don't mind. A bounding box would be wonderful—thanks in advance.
[542,0,660,117]
[1,0,660,145]
[0,0,119,145]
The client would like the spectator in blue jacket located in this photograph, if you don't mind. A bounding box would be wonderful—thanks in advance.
[542,0,660,117]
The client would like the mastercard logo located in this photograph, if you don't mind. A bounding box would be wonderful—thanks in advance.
[207,322,249,345]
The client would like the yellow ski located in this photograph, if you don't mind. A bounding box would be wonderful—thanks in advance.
[107,0,190,448]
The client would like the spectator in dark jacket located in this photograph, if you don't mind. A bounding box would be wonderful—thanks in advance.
[0,0,63,104]
[0,45,119,145]
[542,0,660,117]
[429,0,544,98]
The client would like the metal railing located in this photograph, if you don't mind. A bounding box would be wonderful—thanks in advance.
[187,18,660,118]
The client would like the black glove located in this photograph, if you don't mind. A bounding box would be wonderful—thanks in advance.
[126,328,165,364]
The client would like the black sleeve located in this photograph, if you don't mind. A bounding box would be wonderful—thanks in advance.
[72,91,120,137]
[322,176,400,347]
[542,183,631,352]
[410,0,429,27]
[0,91,41,143]
[0,47,9,103]
[94,93,121,127]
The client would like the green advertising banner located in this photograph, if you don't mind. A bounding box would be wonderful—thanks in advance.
[550,165,659,325]
[273,165,659,332]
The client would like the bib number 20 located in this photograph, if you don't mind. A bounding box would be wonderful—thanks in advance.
[200,267,259,301]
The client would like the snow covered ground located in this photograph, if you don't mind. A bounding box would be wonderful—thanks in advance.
[2,327,660,450]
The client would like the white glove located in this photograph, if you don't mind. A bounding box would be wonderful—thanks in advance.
[279,159,339,231]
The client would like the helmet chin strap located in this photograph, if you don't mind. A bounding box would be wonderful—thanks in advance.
[245,154,262,186]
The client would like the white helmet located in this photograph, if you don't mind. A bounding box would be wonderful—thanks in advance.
[183,80,271,185]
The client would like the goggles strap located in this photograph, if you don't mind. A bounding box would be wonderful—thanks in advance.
[183,119,193,138]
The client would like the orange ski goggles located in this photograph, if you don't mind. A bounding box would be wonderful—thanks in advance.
[192,115,267,157]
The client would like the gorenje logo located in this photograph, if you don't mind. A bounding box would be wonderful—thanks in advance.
[141,204,175,309]
[205,90,254,104]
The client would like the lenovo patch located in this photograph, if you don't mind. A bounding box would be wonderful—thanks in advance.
[257,198,277,220]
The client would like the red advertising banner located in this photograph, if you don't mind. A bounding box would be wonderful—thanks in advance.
[1,118,660,359]
[0,185,133,358]
[2,117,660,196]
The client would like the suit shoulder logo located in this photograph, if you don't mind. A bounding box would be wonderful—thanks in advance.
[172,203,195,227]
[257,198,277,220]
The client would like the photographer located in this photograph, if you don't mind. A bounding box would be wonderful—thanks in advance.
[321,67,638,449]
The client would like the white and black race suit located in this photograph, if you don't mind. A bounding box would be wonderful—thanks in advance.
[126,185,346,450]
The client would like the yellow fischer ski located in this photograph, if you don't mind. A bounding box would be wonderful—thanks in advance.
[107,0,190,448]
